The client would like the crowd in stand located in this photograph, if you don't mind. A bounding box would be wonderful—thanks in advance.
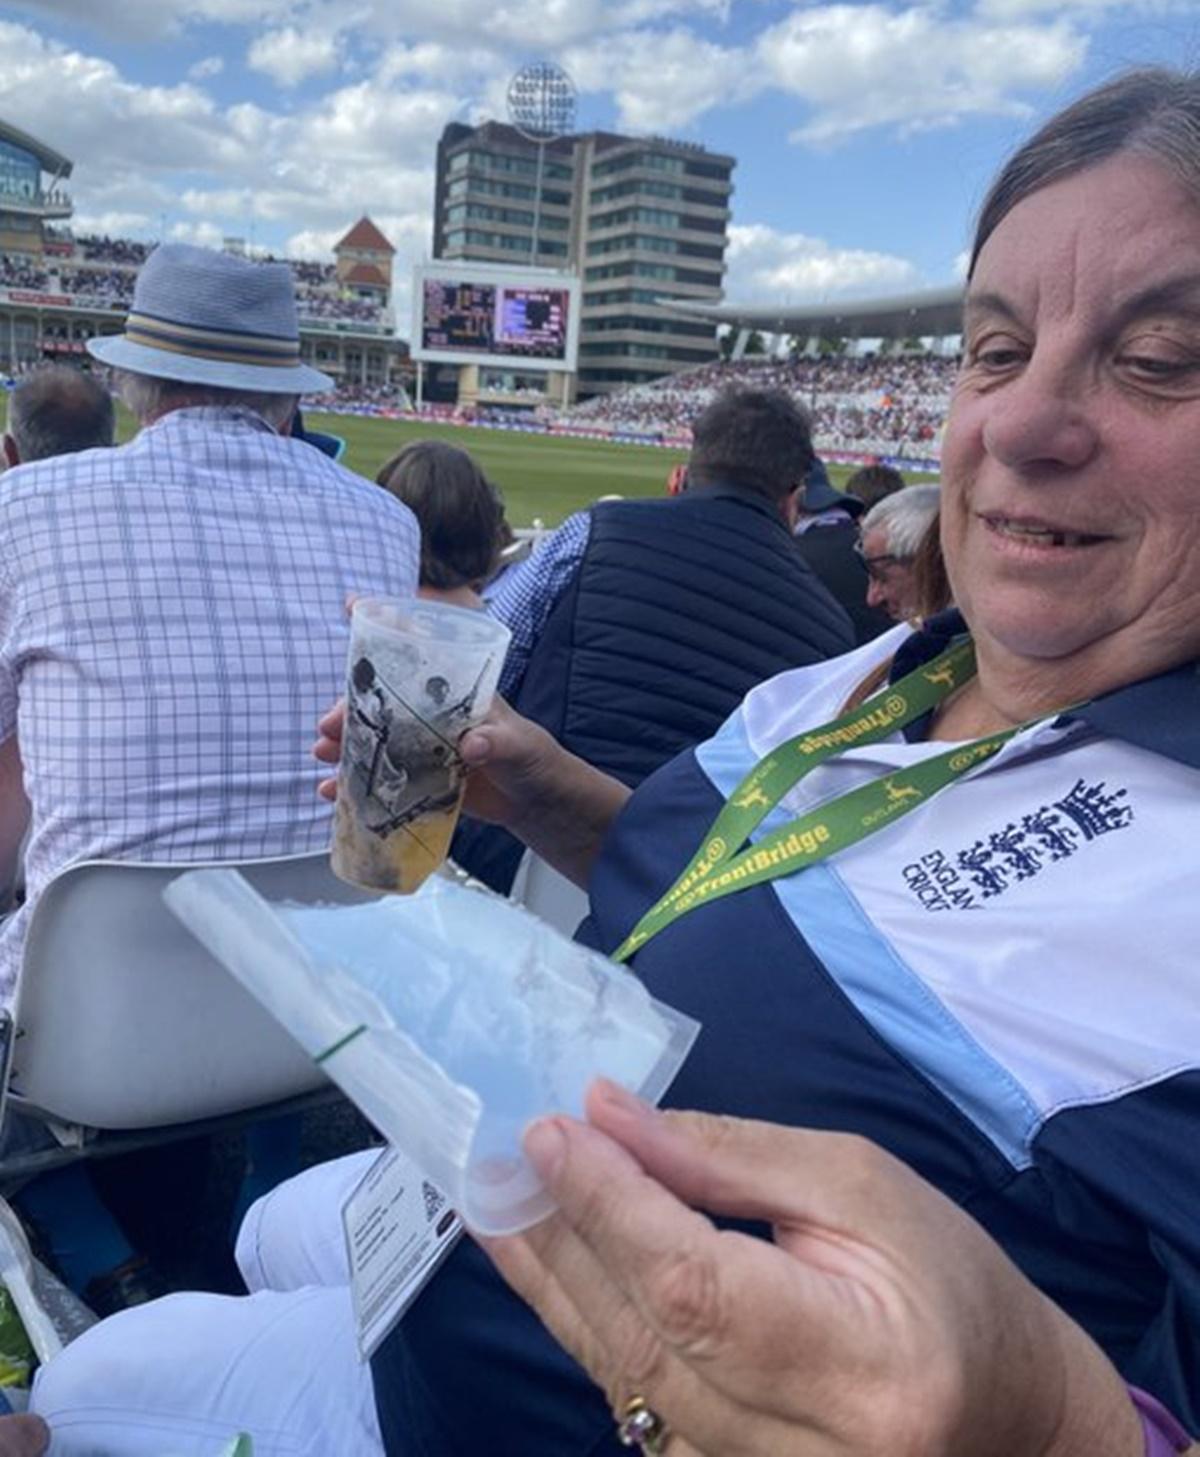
[558,353,955,453]
[307,381,408,409]
[1,239,388,325]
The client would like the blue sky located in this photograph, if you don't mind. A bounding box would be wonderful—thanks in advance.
[1,0,1197,321]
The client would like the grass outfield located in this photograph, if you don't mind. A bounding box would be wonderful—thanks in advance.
[308,412,691,527]
[308,413,940,527]
[116,405,938,528]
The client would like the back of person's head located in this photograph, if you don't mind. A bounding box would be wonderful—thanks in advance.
[687,388,814,501]
[861,483,941,559]
[376,440,505,591]
[845,463,906,511]
[88,241,329,427]
[114,373,299,431]
[4,365,115,465]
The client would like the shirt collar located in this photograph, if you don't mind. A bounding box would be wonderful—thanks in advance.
[889,609,1200,768]
[146,405,280,438]
[680,481,786,524]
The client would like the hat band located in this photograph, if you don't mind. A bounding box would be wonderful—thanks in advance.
[124,311,302,369]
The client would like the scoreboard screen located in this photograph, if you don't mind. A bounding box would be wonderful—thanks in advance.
[421,279,570,362]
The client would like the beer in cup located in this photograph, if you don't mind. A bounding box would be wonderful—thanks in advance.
[332,597,510,893]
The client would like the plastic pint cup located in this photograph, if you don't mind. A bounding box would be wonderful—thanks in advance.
[332,598,511,894]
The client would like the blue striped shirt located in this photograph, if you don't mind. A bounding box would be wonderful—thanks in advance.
[0,406,419,1002]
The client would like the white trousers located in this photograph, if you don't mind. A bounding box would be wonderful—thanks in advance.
[30,1152,381,1457]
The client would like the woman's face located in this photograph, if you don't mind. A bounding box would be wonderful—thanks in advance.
[942,153,1200,678]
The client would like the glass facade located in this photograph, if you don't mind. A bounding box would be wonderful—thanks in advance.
[0,140,40,205]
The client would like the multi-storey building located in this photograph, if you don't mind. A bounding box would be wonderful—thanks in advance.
[433,120,735,398]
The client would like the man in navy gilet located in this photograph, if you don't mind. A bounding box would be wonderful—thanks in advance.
[453,387,855,892]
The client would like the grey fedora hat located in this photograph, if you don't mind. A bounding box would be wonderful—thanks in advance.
[88,242,334,394]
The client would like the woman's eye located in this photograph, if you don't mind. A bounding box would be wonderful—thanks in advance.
[1119,353,1193,378]
[970,339,1026,370]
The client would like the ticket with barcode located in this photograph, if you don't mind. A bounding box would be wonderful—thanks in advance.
[341,1146,463,1360]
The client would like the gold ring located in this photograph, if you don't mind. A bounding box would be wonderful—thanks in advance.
[616,1394,669,1453]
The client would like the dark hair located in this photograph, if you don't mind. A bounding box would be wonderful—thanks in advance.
[844,463,905,511]
[970,67,1200,278]
[7,365,115,462]
[687,388,814,500]
[376,440,505,591]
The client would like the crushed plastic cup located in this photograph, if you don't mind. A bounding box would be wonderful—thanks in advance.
[164,871,700,1235]
[332,597,511,895]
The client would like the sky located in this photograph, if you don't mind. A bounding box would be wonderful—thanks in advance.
[1,0,1198,329]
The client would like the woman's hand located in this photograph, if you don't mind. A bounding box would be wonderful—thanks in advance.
[313,696,629,886]
[0,1413,48,1457]
[483,1082,1145,1457]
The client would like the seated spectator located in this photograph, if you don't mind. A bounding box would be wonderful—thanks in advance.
[3,366,114,468]
[0,242,419,1314]
[792,456,893,644]
[843,460,906,509]
[857,483,942,622]
[452,387,855,893]
[375,441,505,611]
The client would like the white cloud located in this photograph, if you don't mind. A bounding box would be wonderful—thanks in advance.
[757,4,1086,143]
[246,26,340,87]
[188,55,225,79]
[322,0,730,51]
[284,226,345,260]
[4,0,295,41]
[69,209,156,238]
[168,219,227,247]
[0,22,229,174]
[563,27,749,132]
[976,0,1188,16]
[726,223,921,302]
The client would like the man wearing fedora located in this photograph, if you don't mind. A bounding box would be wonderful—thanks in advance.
[0,243,419,1310]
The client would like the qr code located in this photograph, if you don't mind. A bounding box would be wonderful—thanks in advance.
[421,1180,446,1223]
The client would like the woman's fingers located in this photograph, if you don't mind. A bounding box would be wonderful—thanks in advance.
[586,1081,936,1243]
[486,1201,790,1457]
[512,1115,863,1433]
[313,698,345,799]
[0,1413,50,1457]
[313,697,345,759]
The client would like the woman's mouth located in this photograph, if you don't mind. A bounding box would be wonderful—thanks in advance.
[980,514,1109,549]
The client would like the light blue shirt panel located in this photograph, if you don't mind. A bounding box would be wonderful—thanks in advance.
[486,511,592,700]
[694,710,1042,1168]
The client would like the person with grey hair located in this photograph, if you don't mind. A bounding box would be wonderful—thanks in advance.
[857,482,941,622]
[2,366,115,467]
[0,242,419,1317]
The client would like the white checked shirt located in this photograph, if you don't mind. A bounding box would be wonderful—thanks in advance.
[0,406,419,1004]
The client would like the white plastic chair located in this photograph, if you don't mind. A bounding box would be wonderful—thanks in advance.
[509,850,590,938]
[5,853,379,1137]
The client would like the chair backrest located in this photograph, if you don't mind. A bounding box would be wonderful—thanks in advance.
[509,850,590,939]
[12,854,378,1131]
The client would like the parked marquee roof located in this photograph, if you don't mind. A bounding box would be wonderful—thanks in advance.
[665,284,964,339]
[0,120,72,178]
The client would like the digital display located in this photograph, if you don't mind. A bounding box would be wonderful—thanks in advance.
[421,280,569,361]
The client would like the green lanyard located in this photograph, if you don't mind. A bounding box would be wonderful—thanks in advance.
[612,637,1019,963]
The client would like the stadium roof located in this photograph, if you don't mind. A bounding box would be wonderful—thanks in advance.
[666,284,964,340]
[336,216,395,254]
[0,120,72,177]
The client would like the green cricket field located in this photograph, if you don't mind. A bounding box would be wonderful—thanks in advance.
[117,405,938,528]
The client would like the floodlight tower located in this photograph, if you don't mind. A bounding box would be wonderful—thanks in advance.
[506,61,577,266]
